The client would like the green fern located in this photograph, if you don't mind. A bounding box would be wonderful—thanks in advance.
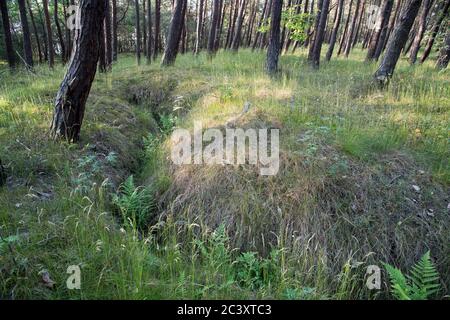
[383,251,440,300]
[113,176,154,229]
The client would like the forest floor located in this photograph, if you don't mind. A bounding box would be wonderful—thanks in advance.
[0,48,449,299]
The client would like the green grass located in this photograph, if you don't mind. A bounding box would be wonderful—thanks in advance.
[0,48,449,299]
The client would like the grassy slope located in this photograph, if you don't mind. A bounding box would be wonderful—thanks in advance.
[0,49,449,299]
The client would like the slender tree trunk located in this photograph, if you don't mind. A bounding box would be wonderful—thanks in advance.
[105,0,112,69]
[153,0,161,59]
[344,0,360,57]
[112,0,118,61]
[208,0,221,56]
[374,0,422,82]
[18,0,34,69]
[376,0,403,57]
[63,1,72,62]
[338,0,353,55]
[231,0,247,51]
[252,0,268,50]
[50,0,106,142]
[366,0,394,61]
[408,0,432,64]
[195,0,205,53]
[215,0,225,50]
[42,0,54,68]
[308,0,323,60]
[143,0,147,56]
[266,0,283,73]
[27,0,43,63]
[135,0,141,64]
[35,0,48,61]
[161,0,187,65]
[54,0,66,62]
[420,0,450,63]
[147,0,153,61]
[325,0,344,61]
[351,0,365,47]
[0,0,15,69]
[311,0,330,67]
[98,21,106,72]
[436,29,450,70]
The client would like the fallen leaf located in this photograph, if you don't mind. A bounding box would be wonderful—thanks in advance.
[412,185,421,192]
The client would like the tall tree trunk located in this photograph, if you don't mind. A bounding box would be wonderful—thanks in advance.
[215,0,225,50]
[408,0,432,64]
[195,0,205,54]
[252,0,268,50]
[35,0,48,61]
[0,0,15,69]
[231,0,247,51]
[208,0,221,56]
[161,0,187,65]
[50,0,106,142]
[344,0,361,57]
[105,0,113,69]
[374,0,422,82]
[147,0,153,61]
[366,0,394,61]
[435,29,450,70]
[376,0,403,58]
[308,0,323,60]
[42,0,54,68]
[266,0,283,73]
[153,0,161,59]
[98,21,106,72]
[351,0,365,48]
[325,0,344,61]
[54,0,66,62]
[337,0,353,55]
[135,0,141,64]
[420,0,450,63]
[63,1,72,62]
[143,0,147,56]
[18,0,34,69]
[311,0,330,67]
[27,0,43,63]
[112,0,118,61]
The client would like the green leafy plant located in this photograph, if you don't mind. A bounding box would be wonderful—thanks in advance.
[384,251,441,300]
[113,176,155,230]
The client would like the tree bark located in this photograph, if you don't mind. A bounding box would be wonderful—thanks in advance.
[104,0,112,69]
[54,0,66,62]
[147,0,153,61]
[266,0,283,73]
[344,0,360,57]
[27,0,43,63]
[374,0,422,82]
[376,0,403,58]
[153,0,161,59]
[18,0,34,69]
[420,0,450,63]
[0,0,15,69]
[161,0,187,65]
[231,0,247,51]
[195,0,205,54]
[436,29,450,70]
[337,0,353,55]
[142,0,147,56]
[325,0,344,61]
[252,0,268,50]
[112,0,118,61]
[208,0,221,56]
[50,0,106,142]
[408,0,431,64]
[310,0,330,67]
[135,0,141,64]
[366,0,394,61]
[308,0,323,60]
[42,0,54,68]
